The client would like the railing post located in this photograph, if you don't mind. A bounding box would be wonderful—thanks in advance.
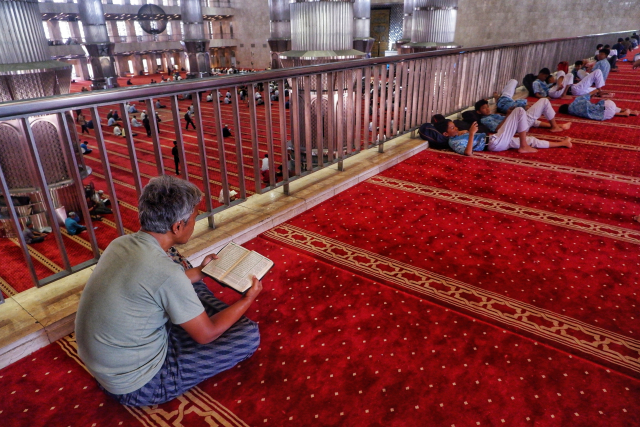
[277,79,289,195]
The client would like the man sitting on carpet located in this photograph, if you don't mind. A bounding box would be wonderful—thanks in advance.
[76,175,262,407]
[559,95,638,120]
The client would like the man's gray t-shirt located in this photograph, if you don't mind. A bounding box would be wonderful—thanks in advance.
[75,232,204,395]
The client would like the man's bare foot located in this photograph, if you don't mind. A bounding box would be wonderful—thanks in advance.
[561,95,573,99]
[550,122,571,132]
[518,145,538,153]
[600,92,615,98]
[634,215,640,223]
[622,109,632,116]
[630,110,639,116]
[560,137,572,148]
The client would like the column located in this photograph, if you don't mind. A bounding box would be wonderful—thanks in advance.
[77,0,119,88]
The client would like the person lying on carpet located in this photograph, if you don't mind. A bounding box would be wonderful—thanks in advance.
[75,175,262,407]
[558,95,638,120]
[436,102,572,155]
[492,79,528,114]
[474,98,569,133]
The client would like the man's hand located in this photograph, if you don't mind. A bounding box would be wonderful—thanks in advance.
[465,122,478,157]
[200,253,219,268]
[243,276,263,301]
[185,253,219,284]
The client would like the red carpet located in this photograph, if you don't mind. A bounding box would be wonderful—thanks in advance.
[2,63,640,426]
[2,240,640,427]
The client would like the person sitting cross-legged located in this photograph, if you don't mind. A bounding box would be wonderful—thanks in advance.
[75,175,262,407]
[65,212,87,235]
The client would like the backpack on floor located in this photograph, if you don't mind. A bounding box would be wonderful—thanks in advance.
[522,73,537,97]
[418,123,449,150]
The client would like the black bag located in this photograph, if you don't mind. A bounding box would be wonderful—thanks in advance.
[522,73,537,97]
[418,123,449,150]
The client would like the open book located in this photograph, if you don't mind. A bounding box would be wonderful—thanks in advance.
[201,242,274,294]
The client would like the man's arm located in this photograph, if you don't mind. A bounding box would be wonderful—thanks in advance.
[464,122,478,156]
[185,253,218,283]
[179,276,263,344]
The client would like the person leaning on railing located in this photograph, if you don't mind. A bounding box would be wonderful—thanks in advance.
[75,175,262,407]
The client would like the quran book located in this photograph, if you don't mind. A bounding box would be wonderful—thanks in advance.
[201,242,274,294]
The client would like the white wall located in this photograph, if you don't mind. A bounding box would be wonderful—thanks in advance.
[454,0,640,47]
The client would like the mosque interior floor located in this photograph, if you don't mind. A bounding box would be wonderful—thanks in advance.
[1,64,640,426]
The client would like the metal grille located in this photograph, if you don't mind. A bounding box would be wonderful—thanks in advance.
[0,30,635,295]
[0,123,33,189]
[32,119,70,185]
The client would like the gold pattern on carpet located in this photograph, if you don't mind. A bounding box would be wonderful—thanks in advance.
[264,224,640,374]
[437,151,640,186]
[0,276,17,297]
[537,134,640,152]
[57,334,248,427]
[368,176,640,245]
[9,238,62,273]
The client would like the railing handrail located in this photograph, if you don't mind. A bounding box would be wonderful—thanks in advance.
[1,28,635,120]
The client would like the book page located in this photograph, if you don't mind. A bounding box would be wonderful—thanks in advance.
[223,251,274,293]
[201,243,249,280]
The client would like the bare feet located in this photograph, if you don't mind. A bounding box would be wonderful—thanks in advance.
[518,145,538,153]
[560,137,572,148]
[550,122,571,132]
[600,92,615,98]
[634,215,640,223]
[561,95,573,99]
[630,110,639,116]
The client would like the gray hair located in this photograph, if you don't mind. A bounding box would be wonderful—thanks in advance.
[138,175,203,233]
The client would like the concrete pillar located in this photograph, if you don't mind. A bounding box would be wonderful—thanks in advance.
[126,21,136,38]
[68,20,82,41]
[77,0,118,88]
[48,21,63,41]
[353,0,374,56]
[180,0,210,78]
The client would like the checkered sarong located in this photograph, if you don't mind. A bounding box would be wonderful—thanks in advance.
[103,281,260,407]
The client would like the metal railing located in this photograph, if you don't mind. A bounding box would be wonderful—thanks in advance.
[0,29,634,299]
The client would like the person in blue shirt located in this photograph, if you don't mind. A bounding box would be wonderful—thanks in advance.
[435,120,485,156]
[493,79,528,114]
[65,211,87,235]
[532,68,552,98]
[475,99,568,133]
[80,141,92,154]
[559,95,636,121]
[591,49,611,82]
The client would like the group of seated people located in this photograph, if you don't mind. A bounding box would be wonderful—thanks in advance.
[432,42,638,156]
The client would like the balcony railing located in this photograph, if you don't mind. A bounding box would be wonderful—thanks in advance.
[0,30,634,302]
